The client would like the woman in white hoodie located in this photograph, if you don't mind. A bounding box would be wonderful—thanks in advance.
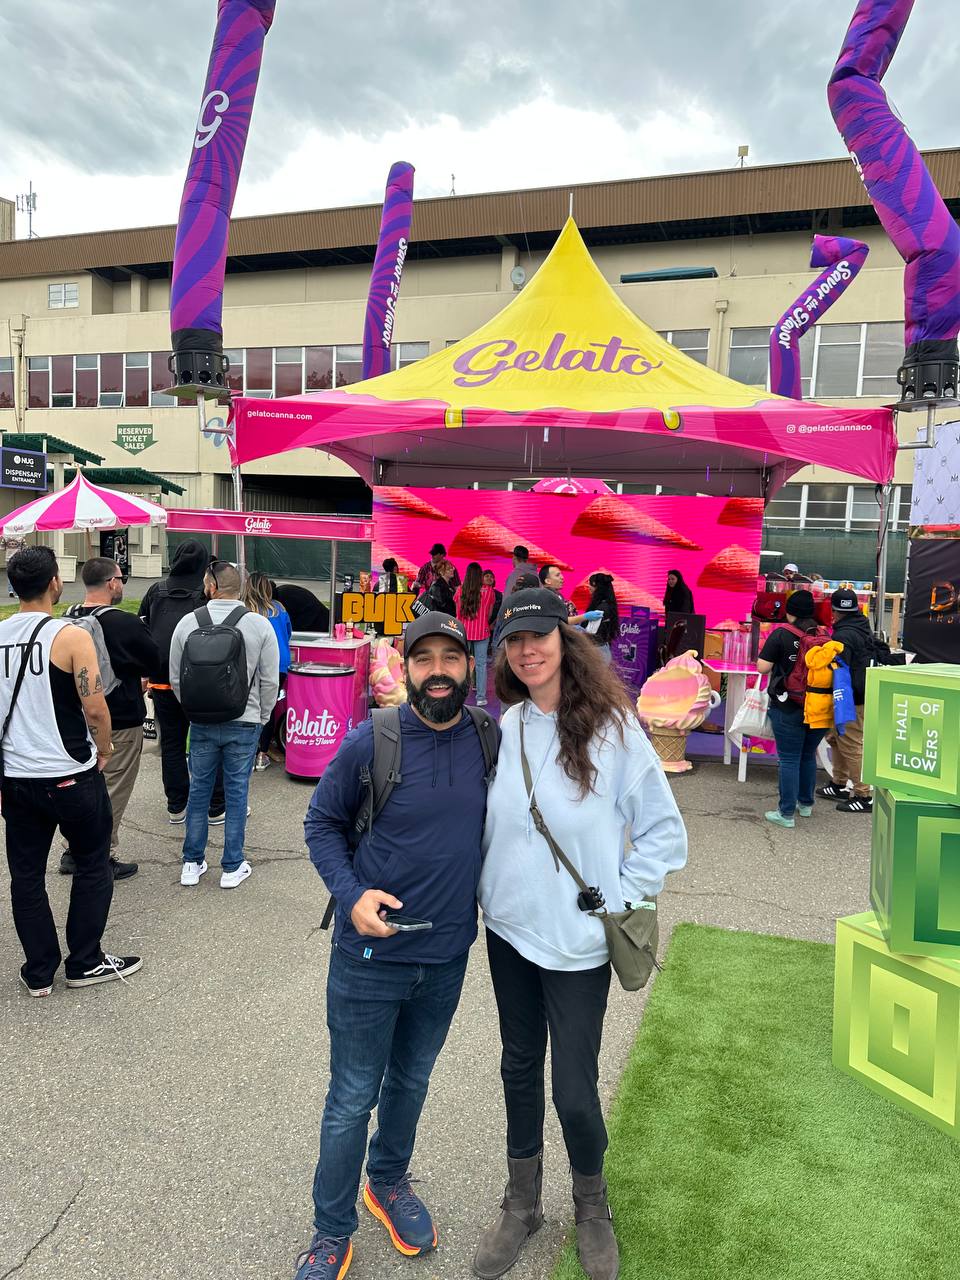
[473,588,687,1280]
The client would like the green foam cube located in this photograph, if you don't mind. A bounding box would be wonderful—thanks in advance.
[862,664,960,803]
[871,788,960,959]
[834,911,960,1139]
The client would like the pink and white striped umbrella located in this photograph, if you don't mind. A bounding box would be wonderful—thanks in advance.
[531,477,613,495]
[1,472,167,537]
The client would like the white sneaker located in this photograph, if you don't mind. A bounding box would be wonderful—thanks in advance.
[180,859,208,887]
[220,860,252,890]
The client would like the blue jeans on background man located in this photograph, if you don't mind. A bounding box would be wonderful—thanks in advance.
[183,721,260,870]
[312,944,469,1238]
[768,704,827,819]
[470,638,490,698]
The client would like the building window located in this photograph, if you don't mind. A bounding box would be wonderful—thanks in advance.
[728,328,770,387]
[224,349,244,394]
[99,353,124,407]
[48,283,79,309]
[305,346,333,390]
[245,347,273,396]
[274,346,304,397]
[124,352,149,408]
[150,352,177,406]
[659,329,709,365]
[762,486,804,528]
[51,354,74,409]
[394,341,429,369]
[861,322,902,398]
[75,354,98,408]
[27,356,49,408]
[0,356,13,409]
[730,322,902,399]
[334,344,363,386]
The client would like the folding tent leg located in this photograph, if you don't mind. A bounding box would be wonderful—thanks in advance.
[873,483,891,639]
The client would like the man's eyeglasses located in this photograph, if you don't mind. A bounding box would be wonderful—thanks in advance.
[110,573,128,584]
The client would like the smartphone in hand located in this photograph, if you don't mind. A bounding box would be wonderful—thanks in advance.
[382,912,433,932]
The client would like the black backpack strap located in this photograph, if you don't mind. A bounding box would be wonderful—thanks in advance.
[465,703,500,782]
[356,706,403,839]
[195,605,213,628]
[222,605,248,628]
[1,616,53,777]
[320,707,404,932]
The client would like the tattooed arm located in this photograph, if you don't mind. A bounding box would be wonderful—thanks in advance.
[52,625,113,768]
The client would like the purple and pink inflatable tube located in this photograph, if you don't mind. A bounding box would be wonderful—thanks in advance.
[169,0,276,392]
[362,162,415,382]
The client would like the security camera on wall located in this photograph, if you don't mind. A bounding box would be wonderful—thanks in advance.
[510,266,526,290]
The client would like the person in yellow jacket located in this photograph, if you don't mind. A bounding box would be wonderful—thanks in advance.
[803,640,844,729]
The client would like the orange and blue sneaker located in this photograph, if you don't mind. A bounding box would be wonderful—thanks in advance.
[293,1232,352,1279]
[363,1177,438,1255]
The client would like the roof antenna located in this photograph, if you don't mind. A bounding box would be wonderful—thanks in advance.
[568,192,574,218]
[450,173,456,196]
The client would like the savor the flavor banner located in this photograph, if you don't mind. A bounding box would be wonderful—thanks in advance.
[372,487,762,625]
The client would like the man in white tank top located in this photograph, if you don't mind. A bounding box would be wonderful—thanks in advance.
[0,546,143,997]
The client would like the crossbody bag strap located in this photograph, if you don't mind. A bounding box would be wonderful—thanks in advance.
[519,716,591,895]
[1,615,54,748]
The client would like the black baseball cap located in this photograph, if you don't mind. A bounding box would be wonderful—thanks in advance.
[497,587,568,644]
[404,610,469,655]
[831,588,860,613]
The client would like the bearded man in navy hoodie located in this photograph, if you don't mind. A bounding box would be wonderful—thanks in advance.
[298,612,495,1280]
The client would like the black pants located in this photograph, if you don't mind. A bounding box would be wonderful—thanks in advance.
[3,769,114,985]
[486,928,611,1175]
[153,688,224,815]
[259,671,286,753]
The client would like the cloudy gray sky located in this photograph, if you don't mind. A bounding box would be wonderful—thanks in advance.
[1,0,957,237]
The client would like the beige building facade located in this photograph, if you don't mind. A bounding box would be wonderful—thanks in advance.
[1,152,956,578]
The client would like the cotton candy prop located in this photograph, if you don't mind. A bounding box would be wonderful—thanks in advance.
[636,651,720,773]
[370,640,407,706]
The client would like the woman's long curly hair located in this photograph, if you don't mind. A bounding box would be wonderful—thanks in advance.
[495,624,637,797]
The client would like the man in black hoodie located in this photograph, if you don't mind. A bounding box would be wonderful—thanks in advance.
[819,588,874,814]
[139,541,225,823]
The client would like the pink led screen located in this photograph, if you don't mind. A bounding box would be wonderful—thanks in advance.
[372,487,763,624]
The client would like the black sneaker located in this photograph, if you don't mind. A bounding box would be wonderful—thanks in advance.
[837,796,873,814]
[65,954,143,988]
[818,784,847,799]
[208,809,226,826]
[59,852,139,880]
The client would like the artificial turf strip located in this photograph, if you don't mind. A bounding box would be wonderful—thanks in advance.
[552,923,959,1280]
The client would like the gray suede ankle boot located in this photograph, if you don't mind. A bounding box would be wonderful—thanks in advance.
[571,1169,619,1280]
[473,1151,544,1279]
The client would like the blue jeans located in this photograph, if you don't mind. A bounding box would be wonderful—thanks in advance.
[312,944,469,1237]
[183,721,260,870]
[768,704,827,818]
[470,638,490,696]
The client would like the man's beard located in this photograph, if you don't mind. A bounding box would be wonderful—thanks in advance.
[407,672,471,724]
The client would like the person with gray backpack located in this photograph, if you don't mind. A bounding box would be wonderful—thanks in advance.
[169,561,278,890]
[61,557,159,881]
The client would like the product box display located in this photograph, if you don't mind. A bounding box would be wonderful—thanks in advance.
[871,789,960,959]
[862,664,960,804]
[834,911,960,1139]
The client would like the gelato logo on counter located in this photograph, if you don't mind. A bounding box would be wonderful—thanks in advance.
[286,707,344,748]
[244,516,272,534]
[342,591,416,636]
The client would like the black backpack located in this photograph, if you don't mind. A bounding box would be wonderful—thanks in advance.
[178,605,254,724]
[146,579,207,682]
[319,704,500,929]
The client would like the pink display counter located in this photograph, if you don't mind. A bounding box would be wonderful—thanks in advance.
[290,633,371,728]
[285,663,356,780]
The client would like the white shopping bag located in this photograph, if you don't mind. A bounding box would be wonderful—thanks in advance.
[728,675,771,746]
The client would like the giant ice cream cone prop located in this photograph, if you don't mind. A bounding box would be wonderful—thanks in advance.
[636,651,719,773]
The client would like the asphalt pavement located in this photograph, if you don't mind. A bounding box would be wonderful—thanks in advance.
[0,740,872,1280]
